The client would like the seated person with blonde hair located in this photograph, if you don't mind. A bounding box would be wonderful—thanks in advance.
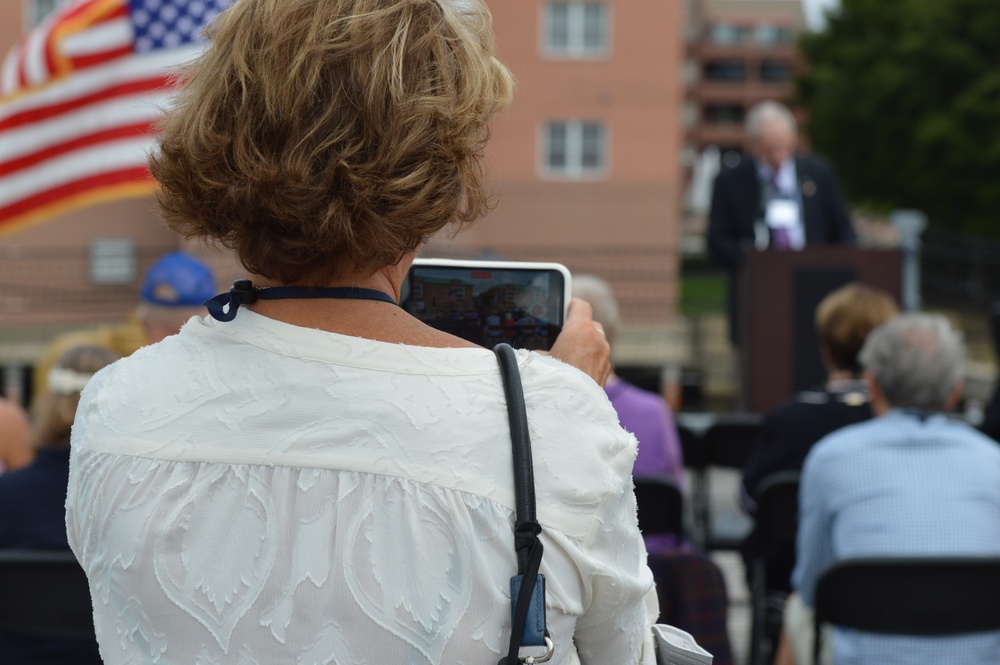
[740,282,898,662]
[0,343,118,665]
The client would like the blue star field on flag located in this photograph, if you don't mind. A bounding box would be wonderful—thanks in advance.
[129,0,232,54]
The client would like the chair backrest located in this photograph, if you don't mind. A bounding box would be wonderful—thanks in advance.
[676,413,761,551]
[703,414,762,469]
[677,423,706,470]
[633,475,684,540]
[752,471,800,545]
[676,412,715,470]
[0,549,95,641]
[813,557,1000,662]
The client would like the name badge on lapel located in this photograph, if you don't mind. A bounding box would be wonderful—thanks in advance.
[766,199,800,230]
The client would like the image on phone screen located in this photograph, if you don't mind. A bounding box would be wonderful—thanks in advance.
[401,260,570,351]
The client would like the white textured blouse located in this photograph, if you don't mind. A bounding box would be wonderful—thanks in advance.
[66,310,658,665]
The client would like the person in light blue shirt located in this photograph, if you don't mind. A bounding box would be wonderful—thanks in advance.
[784,313,1000,665]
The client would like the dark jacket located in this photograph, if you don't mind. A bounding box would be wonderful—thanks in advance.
[707,154,857,343]
[0,446,102,665]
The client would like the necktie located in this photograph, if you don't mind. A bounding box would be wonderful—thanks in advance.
[771,226,791,250]
[768,172,792,250]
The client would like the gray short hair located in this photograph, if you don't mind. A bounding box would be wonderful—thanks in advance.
[571,274,621,345]
[859,313,965,411]
[745,100,797,138]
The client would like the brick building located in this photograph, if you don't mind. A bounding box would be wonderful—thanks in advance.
[0,0,688,371]
[684,0,806,167]
[431,0,686,325]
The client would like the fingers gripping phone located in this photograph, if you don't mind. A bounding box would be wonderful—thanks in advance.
[401,258,572,351]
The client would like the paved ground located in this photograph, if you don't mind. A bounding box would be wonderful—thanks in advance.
[684,467,754,665]
[715,549,752,665]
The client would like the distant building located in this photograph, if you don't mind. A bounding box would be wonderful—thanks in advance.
[683,0,806,169]
[680,0,806,232]
[0,0,686,357]
[408,277,475,318]
[428,0,687,324]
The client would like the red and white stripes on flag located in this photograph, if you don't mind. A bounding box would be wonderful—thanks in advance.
[0,0,227,234]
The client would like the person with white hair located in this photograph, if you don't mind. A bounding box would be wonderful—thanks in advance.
[572,274,685,502]
[706,100,856,345]
[779,313,1000,665]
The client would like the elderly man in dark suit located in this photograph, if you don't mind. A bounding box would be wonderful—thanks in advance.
[707,101,856,345]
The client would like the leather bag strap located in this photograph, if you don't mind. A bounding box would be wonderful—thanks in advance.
[494,343,551,664]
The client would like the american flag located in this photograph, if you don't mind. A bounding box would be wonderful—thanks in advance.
[0,0,231,233]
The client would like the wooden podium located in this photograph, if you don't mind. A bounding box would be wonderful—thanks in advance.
[738,247,902,414]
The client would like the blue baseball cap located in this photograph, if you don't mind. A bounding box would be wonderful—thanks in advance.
[140,251,216,307]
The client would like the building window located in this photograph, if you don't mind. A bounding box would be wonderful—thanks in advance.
[682,101,700,129]
[760,60,793,83]
[703,104,745,125]
[704,60,747,82]
[544,3,610,58]
[542,120,607,178]
[754,23,794,45]
[30,0,66,27]
[709,22,750,45]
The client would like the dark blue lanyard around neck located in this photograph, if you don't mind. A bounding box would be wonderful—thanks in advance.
[204,279,398,322]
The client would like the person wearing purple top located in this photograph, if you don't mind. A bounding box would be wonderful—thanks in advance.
[573,275,734,664]
[605,377,685,485]
[571,275,684,482]
[572,274,687,550]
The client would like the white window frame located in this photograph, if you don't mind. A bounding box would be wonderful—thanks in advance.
[539,120,609,180]
[541,2,611,60]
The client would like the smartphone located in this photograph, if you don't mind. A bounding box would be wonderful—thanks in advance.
[401,258,571,351]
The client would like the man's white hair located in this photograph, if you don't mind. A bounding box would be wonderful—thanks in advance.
[859,313,965,411]
[745,100,797,138]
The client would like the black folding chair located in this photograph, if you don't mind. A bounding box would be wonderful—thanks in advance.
[675,413,711,548]
[813,557,1000,664]
[633,475,685,541]
[701,413,761,550]
[0,549,95,641]
[677,420,707,472]
[747,471,800,665]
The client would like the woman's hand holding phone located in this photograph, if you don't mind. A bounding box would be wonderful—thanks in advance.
[547,298,611,386]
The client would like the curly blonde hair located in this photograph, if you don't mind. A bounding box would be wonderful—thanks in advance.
[815,283,899,373]
[150,0,514,284]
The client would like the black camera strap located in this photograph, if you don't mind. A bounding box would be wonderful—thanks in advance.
[494,343,553,665]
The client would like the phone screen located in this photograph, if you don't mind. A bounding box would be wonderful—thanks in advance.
[401,260,569,350]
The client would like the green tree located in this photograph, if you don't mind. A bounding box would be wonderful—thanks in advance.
[797,0,1000,236]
